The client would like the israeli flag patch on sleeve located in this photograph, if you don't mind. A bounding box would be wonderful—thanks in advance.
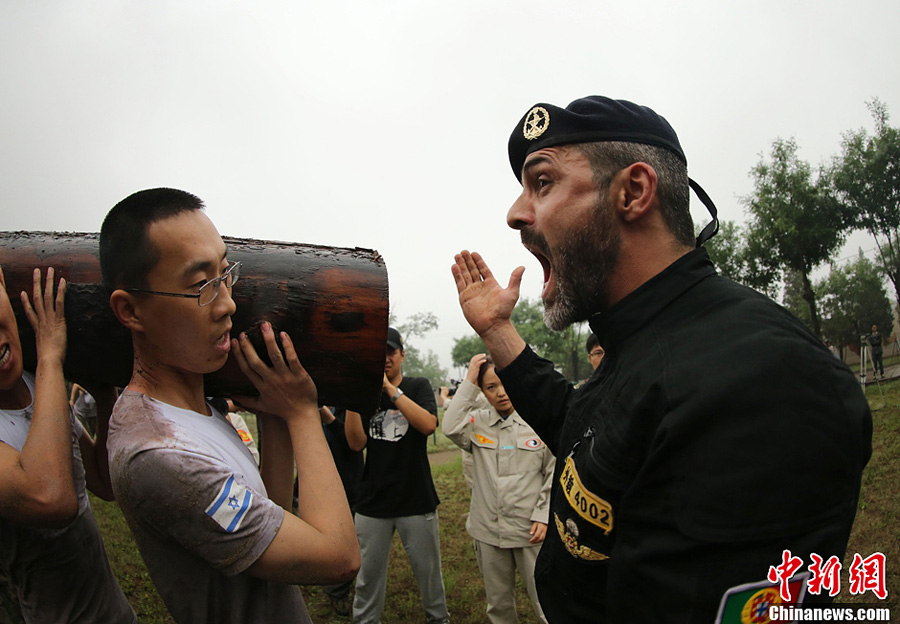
[205,475,253,533]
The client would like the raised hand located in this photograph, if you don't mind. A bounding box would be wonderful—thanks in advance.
[451,250,524,339]
[466,353,487,384]
[20,267,67,366]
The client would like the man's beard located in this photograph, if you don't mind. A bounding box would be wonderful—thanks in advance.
[522,196,621,331]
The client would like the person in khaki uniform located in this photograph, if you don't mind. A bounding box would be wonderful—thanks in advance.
[442,354,553,624]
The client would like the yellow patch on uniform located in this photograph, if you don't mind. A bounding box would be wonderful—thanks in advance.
[559,455,613,534]
[474,433,496,445]
[237,429,252,443]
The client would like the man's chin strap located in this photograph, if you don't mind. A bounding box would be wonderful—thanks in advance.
[690,178,720,247]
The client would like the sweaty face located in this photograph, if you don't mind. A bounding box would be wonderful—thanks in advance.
[0,268,25,396]
[479,366,513,417]
[510,147,621,330]
[130,211,236,381]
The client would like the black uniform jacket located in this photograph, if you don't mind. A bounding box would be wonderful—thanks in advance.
[498,248,872,624]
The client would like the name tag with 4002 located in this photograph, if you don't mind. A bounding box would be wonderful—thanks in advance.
[560,455,614,534]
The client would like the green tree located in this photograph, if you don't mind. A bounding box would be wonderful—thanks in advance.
[451,334,486,368]
[782,268,813,328]
[702,219,780,297]
[703,220,747,283]
[818,250,893,354]
[393,312,448,388]
[832,99,900,308]
[743,137,854,337]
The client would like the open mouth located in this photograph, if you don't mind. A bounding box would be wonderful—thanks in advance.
[524,244,554,300]
[533,251,552,287]
[521,230,555,300]
[216,330,232,353]
[0,344,10,369]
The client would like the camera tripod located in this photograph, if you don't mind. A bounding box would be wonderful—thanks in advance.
[859,336,886,409]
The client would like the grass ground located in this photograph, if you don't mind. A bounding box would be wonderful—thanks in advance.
[77,397,899,622]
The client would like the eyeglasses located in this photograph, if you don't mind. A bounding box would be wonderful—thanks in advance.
[125,261,241,307]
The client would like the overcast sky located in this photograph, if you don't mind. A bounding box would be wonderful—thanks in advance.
[2,1,899,376]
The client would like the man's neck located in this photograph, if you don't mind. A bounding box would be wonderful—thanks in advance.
[127,354,210,415]
[388,372,403,387]
[606,236,694,307]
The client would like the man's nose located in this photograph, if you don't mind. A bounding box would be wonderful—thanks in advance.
[507,192,534,230]
[214,282,237,317]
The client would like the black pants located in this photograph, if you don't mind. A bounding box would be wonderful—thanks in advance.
[872,350,884,376]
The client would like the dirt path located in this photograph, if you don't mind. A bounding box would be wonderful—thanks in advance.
[428,449,461,466]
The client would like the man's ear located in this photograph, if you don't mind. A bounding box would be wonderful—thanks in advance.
[109,289,144,332]
[615,162,658,223]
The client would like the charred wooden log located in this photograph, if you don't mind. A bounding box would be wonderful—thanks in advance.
[0,231,388,414]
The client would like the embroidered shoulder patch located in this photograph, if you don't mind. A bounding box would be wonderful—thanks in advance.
[206,475,253,533]
[525,437,543,449]
[713,574,808,624]
[559,455,613,534]
[237,428,252,443]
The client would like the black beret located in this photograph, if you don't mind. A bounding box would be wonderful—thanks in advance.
[508,96,686,182]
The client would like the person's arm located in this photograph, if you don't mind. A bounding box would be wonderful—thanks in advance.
[77,384,117,500]
[438,386,451,410]
[69,383,81,406]
[529,448,555,544]
[255,412,294,510]
[319,405,335,425]
[451,250,527,369]
[344,409,367,452]
[441,354,488,450]
[382,374,437,436]
[0,267,77,527]
[231,322,359,584]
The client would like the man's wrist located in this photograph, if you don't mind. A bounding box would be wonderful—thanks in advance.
[478,322,526,369]
[390,388,404,402]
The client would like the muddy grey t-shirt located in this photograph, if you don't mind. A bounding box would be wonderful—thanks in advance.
[0,373,136,624]
[108,391,311,624]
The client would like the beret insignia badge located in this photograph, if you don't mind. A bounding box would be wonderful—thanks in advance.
[523,106,550,140]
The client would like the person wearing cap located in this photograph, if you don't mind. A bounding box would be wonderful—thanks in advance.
[452,96,871,623]
[344,327,450,624]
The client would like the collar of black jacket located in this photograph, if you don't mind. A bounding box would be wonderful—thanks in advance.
[589,247,717,350]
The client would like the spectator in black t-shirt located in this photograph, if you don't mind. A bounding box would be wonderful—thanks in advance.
[344,328,449,624]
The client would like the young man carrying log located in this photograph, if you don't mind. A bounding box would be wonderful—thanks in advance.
[100,187,359,623]
[0,266,135,623]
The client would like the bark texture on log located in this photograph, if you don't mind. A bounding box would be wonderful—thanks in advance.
[0,231,389,414]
